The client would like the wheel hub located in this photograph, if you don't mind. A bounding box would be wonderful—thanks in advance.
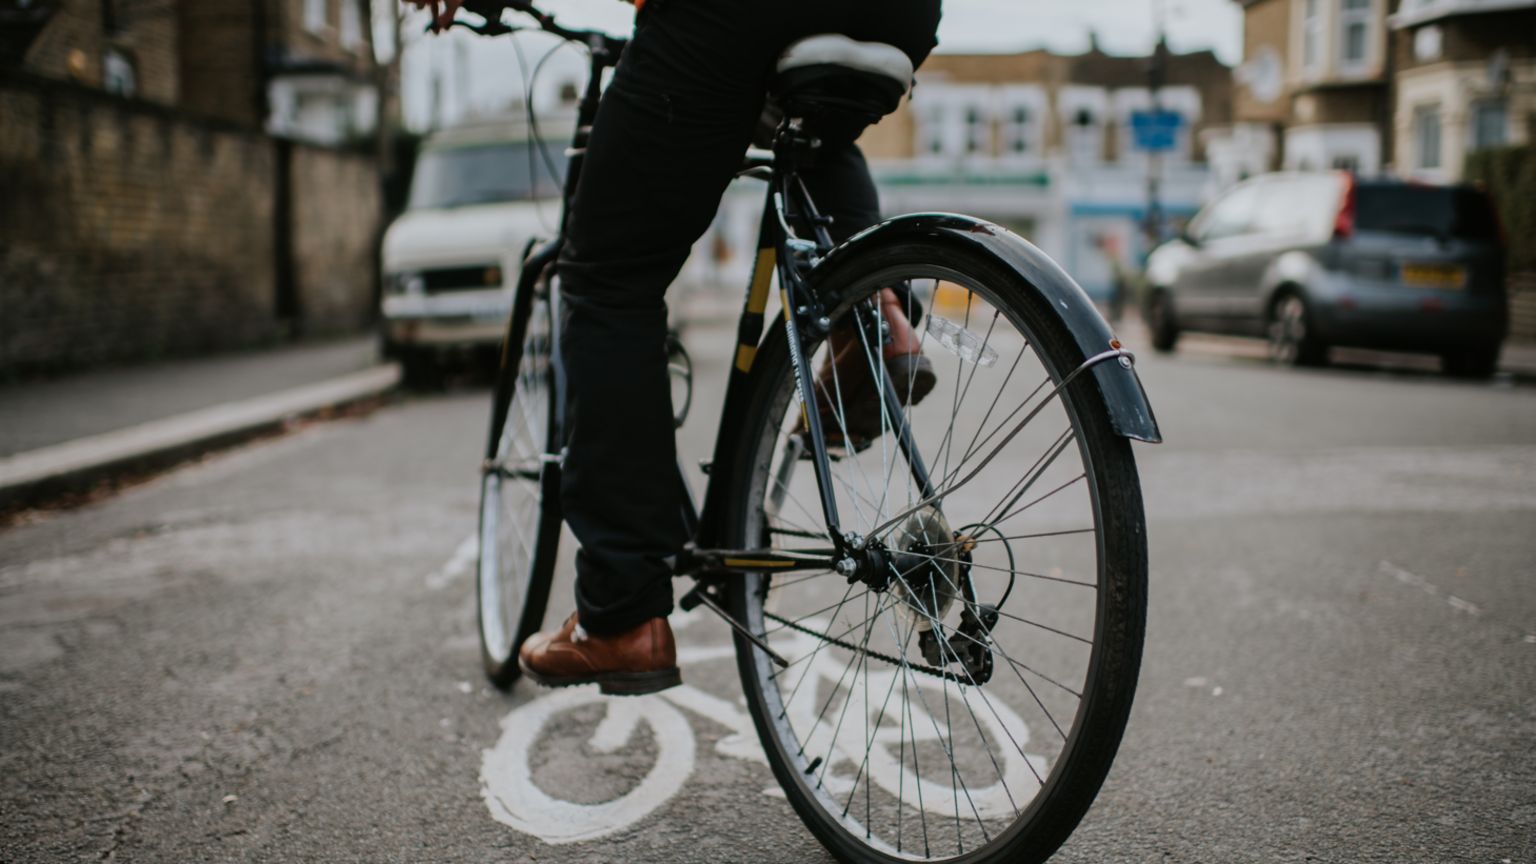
[886,507,961,631]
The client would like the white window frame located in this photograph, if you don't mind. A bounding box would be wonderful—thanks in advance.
[103,47,137,96]
[1469,99,1508,152]
[340,0,363,50]
[962,102,990,156]
[1302,0,1325,74]
[997,86,1046,163]
[911,97,951,159]
[1338,0,1374,74]
[1058,86,1108,167]
[911,84,991,162]
[304,0,328,34]
[1414,103,1443,170]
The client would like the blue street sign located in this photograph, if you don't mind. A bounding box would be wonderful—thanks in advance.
[1130,109,1183,152]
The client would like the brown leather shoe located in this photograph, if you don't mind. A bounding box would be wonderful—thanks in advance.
[518,613,681,696]
[811,288,936,453]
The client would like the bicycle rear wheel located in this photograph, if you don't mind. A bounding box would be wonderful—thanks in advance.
[477,271,562,688]
[725,240,1147,863]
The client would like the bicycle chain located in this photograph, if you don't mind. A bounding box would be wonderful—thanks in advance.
[763,611,976,685]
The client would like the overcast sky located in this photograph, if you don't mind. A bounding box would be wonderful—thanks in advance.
[398,0,1244,130]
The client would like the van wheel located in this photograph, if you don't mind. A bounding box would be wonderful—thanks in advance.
[1147,291,1180,353]
[1442,345,1500,380]
[1268,293,1327,367]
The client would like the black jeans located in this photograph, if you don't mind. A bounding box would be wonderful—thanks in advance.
[557,0,942,634]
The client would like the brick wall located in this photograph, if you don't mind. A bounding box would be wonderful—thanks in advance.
[177,1,265,127]
[0,74,380,378]
[23,0,181,105]
[269,0,373,73]
[288,144,381,335]
[1511,272,1536,344]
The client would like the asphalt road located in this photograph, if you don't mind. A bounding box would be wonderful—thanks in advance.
[3,319,1534,863]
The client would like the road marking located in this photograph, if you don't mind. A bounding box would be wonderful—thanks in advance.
[1379,561,1480,617]
[480,688,697,845]
[426,533,477,590]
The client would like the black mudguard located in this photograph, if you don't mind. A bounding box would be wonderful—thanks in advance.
[815,213,1163,444]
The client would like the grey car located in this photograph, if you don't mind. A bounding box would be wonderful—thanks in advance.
[1143,172,1507,377]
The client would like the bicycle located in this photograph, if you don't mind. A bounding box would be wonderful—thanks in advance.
[466,3,1163,861]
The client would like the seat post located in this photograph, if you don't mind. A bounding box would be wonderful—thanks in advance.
[770,119,838,253]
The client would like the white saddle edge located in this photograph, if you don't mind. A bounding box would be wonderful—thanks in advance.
[776,34,914,93]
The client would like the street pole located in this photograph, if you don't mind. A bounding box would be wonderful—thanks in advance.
[1145,1,1169,247]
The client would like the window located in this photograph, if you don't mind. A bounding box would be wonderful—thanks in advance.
[1251,174,1341,237]
[1006,106,1030,154]
[1303,0,1324,71]
[1340,0,1372,70]
[340,0,362,49]
[1193,183,1263,242]
[1068,108,1101,165]
[917,104,946,156]
[1470,101,1508,152]
[103,48,136,96]
[963,105,988,155]
[1332,154,1359,172]
[1354,184,1500,241]
[408,142,567,210]
[999,92,1044,158]
[304,0,327,33]
[1414,104,1442,169]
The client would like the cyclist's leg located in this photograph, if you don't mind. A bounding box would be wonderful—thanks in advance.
[556,1,789,635]
[795,2,941,315]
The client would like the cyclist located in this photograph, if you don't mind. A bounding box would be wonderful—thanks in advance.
[412,0,943,694]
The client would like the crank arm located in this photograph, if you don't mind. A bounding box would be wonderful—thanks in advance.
[679,582,789,668]
[677,547,840,578]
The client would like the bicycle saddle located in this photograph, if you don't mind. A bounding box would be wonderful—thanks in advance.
[773,35,913,136]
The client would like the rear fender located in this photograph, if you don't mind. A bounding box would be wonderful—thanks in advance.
[814,213,1163,443]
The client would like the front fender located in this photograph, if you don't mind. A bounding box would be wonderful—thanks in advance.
[819,213,1162,443]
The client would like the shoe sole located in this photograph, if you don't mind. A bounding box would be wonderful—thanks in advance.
[518,660,683,696]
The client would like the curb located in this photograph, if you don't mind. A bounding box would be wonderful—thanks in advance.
[0,364,401,512]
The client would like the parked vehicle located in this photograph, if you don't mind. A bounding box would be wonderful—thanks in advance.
[380,117,570,384]
[1144,172,1507,377]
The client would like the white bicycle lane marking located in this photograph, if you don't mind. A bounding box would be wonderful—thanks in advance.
[478,611,768,845]
[477,608,1047,845]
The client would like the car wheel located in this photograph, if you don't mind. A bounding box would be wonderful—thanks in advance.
[1268,293,1327,367]
[1442,344,1500,380]
[1147,291,1180,353]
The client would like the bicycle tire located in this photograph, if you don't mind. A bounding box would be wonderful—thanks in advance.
[724,239,1148,863]
[477,269,563,689]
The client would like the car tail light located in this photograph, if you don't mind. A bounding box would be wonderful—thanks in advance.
[1332,172,1356,240]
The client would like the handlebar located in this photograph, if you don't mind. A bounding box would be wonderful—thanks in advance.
[451,0,628,56]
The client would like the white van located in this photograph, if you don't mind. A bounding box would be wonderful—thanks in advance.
[380,116,571,381]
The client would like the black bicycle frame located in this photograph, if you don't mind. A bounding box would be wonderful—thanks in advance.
[477,3,941,594]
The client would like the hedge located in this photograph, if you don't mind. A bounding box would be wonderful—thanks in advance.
[1464,145,1536,273]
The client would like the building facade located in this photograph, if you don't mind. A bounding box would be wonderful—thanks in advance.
[6,0,376,145]
[1390,0,1536,182]
[0,0,385,375]
[848,47,1234,301]
[1215,0,1533,183]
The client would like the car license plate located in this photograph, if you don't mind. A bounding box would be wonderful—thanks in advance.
[1401,263,1466,290]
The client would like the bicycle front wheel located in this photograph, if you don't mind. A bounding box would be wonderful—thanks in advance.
[725,240,1147,863]
[477,271,562,689]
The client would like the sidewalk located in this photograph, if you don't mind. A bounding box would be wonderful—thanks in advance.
[0,338,399,510]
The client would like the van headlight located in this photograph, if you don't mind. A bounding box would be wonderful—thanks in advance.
[386,272,426,296]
